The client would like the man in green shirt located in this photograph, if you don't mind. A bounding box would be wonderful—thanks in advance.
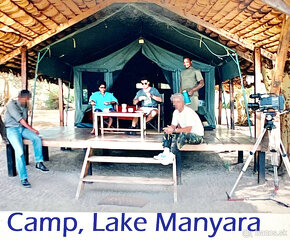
[180,57,204,111]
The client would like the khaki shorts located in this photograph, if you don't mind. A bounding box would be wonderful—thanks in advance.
[140,107,158,115]
[188,95,199,111]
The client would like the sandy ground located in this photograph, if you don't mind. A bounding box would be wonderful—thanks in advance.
[0,110,289,213]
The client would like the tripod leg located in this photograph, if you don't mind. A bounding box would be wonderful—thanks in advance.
[270,150,279,190]
[279,140,290,177]
[227,128,267,199]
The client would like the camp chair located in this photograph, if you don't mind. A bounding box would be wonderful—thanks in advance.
[91,104,118,133]
[147,102,163,133]
[147,93,164,133]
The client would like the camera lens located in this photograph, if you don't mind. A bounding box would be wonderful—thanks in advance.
[248,103,259,110]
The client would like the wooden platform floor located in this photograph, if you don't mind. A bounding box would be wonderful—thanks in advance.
[23,126,259,152]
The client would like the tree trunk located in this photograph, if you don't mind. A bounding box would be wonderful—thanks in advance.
[281,73,290,155]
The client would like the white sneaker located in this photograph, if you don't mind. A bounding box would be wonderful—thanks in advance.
[153,152,167,160]
[154,152,174,165]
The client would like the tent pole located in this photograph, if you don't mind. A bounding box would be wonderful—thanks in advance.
[220,83,229,129]
[65,82,71,126]
[218,84,222,125]
[229,79,235,130]
[30,48,49,126]
[21,46,28,90]
[254,47,262,138]
[233,53,252,137]
[58,78,64,126]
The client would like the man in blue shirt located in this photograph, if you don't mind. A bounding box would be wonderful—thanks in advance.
[89,81,118,133]
[127,77,162,135]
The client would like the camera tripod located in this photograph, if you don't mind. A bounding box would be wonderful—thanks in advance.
[227,110,290,207]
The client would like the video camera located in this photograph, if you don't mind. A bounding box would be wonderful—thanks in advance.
[248,93,285,112]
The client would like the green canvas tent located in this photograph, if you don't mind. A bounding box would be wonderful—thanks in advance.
[36,4,242,128]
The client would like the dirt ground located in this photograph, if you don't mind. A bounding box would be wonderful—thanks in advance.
[0,110,289,213]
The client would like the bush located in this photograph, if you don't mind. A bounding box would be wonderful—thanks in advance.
[45,91,59,109]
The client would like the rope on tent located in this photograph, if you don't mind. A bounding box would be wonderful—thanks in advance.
[199,36,202,48]
[30,48,50,126]
[171,26,232,58]
[220,83,229,129]
[72,38,76,48]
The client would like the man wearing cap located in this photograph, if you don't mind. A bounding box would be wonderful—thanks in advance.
[4,90,49,188]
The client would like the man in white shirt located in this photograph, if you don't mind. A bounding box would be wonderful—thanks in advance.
[154,93,204,165]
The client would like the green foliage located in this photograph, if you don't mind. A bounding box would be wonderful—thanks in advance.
[45,91,59,110]
[222,102,230,109]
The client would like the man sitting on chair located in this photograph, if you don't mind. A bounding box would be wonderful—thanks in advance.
[127,77,162,135]
[89,81,118,134]
[154,93,204,165]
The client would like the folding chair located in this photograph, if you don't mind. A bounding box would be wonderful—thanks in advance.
[147,93,164,133]
[91,104,118,133]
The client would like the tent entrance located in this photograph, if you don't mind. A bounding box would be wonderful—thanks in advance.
[74,39,216,128]
[112,51,173,126]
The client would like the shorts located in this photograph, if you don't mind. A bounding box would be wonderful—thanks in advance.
[188,96,199,111]
[140,107,158,115]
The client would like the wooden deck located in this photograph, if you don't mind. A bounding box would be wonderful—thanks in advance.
[9,126,266,185]
[22,126,259,152]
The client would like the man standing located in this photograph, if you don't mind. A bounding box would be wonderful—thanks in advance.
[4,90,49,188]
[154,93,204,165]
[89,81,118,133]
[180,57,204,111]
[128,77,162,135]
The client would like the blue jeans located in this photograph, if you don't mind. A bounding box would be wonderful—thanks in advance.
[6,127,43,180]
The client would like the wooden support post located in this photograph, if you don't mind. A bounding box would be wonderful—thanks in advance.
[258,151,266,184]
[6,144,17,177]
[281,74,290,156]
[253,152,257,173]
[24,145,29,165]
[58,78,64,127]
[254,47,262,138]
[21,45,28,90]
[218,84,222,125]
[176,151,182,185]
[229,79,235,130]
[238,151,243,164]
[83,148,92,176]
[270,15,290,156]
[270,15,290,94]
[42,146,49,161]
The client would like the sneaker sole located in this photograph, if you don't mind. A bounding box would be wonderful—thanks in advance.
[21,183,31,188]
[161,161,171,166]
[36,168,49,173]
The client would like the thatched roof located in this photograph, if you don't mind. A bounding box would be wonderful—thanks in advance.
[0,0,289,79]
